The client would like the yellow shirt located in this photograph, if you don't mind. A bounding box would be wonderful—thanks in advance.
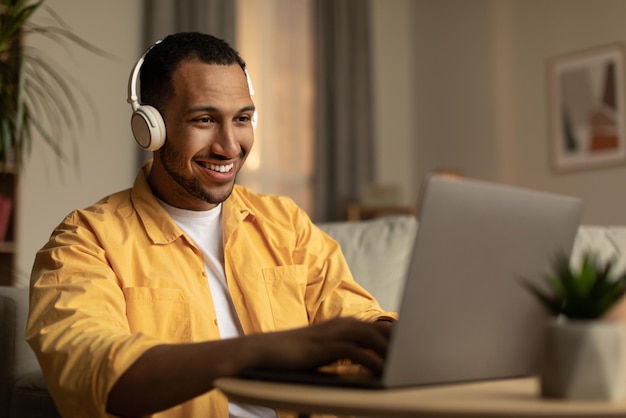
[26,163,396,418]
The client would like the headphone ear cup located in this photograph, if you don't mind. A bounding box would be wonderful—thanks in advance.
[131,105,166,151]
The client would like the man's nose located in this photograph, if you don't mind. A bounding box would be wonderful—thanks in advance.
[212,124,240,157]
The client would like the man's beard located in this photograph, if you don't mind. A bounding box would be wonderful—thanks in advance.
[160,141,238,205]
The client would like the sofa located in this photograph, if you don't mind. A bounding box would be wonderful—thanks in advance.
[1,214,625,417]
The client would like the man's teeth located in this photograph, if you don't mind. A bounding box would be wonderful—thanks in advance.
[205,162,233,173]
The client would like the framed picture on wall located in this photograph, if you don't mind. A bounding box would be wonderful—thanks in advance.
[549,43,626,172]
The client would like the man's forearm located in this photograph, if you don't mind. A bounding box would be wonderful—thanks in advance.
[106,318,390,417]
[106,339,259,416]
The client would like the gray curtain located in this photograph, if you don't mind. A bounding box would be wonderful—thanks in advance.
[313,0,375,222]
[143,0,235,46]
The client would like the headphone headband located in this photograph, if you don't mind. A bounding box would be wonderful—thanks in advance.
[127,40,161,113]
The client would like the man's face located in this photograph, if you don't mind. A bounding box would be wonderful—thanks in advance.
[148,60,255,211]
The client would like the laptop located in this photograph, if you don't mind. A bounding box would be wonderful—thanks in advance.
[241,175,583,389]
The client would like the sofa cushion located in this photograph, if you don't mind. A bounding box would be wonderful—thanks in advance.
[10,371,61,418]
[317,220,626,314]
[571,226,626,272]
[318,215,418,312]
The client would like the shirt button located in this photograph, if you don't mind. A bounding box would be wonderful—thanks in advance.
[213,319,218,326]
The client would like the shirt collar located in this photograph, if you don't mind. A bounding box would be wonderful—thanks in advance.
[130,161,183,244]
[130,161,255,244]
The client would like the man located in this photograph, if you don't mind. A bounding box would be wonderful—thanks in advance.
[27,32,396,418]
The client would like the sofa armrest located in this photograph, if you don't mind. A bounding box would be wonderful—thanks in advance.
[572,226,626,273]
[0,286,18,414]
[0,286,42,415]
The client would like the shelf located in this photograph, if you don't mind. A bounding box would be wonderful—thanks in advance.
[0,170,16,285]
[0,241,15,253]
[346,203,417,221]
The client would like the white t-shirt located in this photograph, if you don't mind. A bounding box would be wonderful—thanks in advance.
[160,200,277,418]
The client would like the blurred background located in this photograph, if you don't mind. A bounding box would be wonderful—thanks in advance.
[10,0,626,286]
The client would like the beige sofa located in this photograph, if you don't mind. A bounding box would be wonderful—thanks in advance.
[1,215,623,417]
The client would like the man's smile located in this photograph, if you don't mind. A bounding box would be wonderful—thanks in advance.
[197,161,234,173]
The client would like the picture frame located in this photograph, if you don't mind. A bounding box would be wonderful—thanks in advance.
[548,43,626,172]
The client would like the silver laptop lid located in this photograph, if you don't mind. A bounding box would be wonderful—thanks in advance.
[383,175,583,387]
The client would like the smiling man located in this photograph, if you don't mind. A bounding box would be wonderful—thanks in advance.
[26,32,396,418]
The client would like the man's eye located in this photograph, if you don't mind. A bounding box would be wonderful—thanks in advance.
[237,115,251,123]
[194,116,213,123]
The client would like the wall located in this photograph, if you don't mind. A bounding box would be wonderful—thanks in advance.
[383,0,626,225]
[371,0,503,206]
[503,0,626,225]
[15,0,143,286]
[412,0,500,197]
[371,0,414,205]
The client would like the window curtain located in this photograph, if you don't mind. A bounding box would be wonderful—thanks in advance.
[143,0,235,45]
[313,0,375,222]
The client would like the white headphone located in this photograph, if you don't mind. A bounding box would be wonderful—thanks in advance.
[127,40,258,151]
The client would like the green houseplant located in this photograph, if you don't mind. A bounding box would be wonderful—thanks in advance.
[0,0,108,172]
[524,252,626,319]
[523,251,626,401]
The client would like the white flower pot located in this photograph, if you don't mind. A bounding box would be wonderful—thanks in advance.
[540,319,625,400]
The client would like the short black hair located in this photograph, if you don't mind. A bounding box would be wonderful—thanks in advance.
[140,32,247,112]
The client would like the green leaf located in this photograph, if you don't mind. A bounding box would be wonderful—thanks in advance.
[522,250,626,319]
[0,0,110,173]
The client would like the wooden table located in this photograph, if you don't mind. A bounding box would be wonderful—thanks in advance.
[215,376,626,417]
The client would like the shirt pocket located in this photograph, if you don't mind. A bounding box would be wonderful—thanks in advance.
[123,287,192,341]
[262,265,309,330]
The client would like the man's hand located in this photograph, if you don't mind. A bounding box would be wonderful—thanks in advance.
[244,317,394,376]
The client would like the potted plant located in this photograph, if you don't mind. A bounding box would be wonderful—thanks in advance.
[0,0,108,172]
[0,0,108,271]
[523,251,626,401]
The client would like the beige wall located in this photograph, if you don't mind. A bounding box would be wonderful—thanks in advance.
[501,0,626,225]
[371,0,415,205]
[372,0,626,224]
[15,0,626,285]
[15,0,143,286]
